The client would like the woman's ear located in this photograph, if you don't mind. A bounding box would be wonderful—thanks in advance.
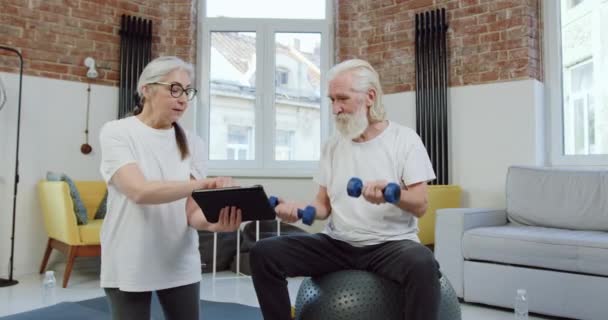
[142,85,154,100]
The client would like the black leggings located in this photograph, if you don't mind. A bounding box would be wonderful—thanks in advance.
[104,282,200,320]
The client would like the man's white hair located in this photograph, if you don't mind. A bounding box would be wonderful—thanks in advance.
[327,59,385,122]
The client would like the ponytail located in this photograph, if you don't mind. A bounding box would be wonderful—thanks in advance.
[133,93,144,115]
[173,122,190,160]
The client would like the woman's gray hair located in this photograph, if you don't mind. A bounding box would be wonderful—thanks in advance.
[136,56,195,99]
[327,59,385,122]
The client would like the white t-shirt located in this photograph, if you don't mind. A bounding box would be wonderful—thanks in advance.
[98,116,206,292]
[314,121,436,247]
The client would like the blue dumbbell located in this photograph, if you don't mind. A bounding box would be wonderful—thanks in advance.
[346,177,401,204]
[269,196,280,208]
[268,196,315,225]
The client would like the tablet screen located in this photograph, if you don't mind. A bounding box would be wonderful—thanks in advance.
[191,185,276,223]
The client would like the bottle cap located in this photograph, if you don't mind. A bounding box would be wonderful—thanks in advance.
[517,289,526,295]
[45,270,54,277]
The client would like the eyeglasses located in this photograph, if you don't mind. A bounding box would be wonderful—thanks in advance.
[150,82,198,101]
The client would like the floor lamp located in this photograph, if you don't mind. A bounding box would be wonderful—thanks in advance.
[0,45,23,287]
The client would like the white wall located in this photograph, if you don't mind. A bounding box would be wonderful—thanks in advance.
[0,73,544,278]
[385,79,546,208]
[0,72,117,278]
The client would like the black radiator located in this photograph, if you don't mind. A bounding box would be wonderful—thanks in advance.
[118,15,152,118]
[415,8,449,185]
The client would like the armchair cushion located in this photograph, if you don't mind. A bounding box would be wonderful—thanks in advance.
[47,172,88,225]
[418,185,462,245]
[79,219,103,244]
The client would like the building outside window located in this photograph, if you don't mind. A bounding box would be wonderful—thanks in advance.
[198,0,331,176]
[226,125,252,160]
[546,0,607,165]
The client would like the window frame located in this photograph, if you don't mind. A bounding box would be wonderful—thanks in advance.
[196,1,333,177]
[544,0,608,166]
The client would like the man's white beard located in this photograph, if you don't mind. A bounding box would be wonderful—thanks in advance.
[335,105,369,140]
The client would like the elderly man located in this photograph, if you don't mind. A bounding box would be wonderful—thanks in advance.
[249,59,440,320]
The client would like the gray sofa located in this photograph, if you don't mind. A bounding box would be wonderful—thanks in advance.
[435,166,608,320]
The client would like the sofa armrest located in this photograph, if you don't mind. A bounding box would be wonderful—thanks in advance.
[434,208,507,297]
[37,181,81,245]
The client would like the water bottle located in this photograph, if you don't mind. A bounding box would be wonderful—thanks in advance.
[514,288,528,320]
[42,270,57,306]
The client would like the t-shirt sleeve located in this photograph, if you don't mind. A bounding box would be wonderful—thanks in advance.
[400,132,436,186]
[99,121,137,183]
[188,132,208,180]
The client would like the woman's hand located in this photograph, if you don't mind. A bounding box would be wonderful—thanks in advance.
[213,176,237,188]
[195,177,237,190]
[186,197,242,232]
[206,206,242,232]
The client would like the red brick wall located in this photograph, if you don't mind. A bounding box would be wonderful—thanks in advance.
[336,0,543,94]
[0,0,196,86]
[157,1,198,60]
[1,0,542,92]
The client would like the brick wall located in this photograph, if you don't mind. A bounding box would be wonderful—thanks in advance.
[1,0,542,92]
[157,1,198,61]
[0,0,196,86]
[336,0,543,94]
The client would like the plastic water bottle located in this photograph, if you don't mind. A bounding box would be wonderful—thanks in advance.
[42,270,57,306]
[514,289,528,320]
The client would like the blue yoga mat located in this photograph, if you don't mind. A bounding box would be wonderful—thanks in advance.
[0,296,263,320]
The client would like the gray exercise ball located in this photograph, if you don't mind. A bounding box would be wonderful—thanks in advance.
[294,270,461,320]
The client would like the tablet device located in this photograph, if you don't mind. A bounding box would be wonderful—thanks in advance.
[191,185,276,223]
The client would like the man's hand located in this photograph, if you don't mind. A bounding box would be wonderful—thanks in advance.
[274,199,306,223]
[206,206,242,232]
[361,180,391,205]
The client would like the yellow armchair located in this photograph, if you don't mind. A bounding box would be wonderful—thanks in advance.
[38,180,106,287]
[418,185,461,246]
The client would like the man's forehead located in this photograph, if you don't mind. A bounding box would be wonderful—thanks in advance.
[332,70,354,82]
[329,73,355,90]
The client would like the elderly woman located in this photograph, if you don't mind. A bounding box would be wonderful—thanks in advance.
[99,56,242,320]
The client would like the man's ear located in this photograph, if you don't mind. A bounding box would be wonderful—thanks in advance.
[366,88,377,107]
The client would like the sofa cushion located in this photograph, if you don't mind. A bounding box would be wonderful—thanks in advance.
[463,224,608,277]
[506,166,608,231]
[78,219,103,244]
[47,172,88,225]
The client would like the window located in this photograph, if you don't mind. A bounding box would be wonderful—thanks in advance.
[275,129,295,160]
[568,0,585,9]
[198,0,331,176]
[275,67,289,87]
[206,0,325,19]
[564,61,595,155]
[227,125,252,160]
[545,0,607,166]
